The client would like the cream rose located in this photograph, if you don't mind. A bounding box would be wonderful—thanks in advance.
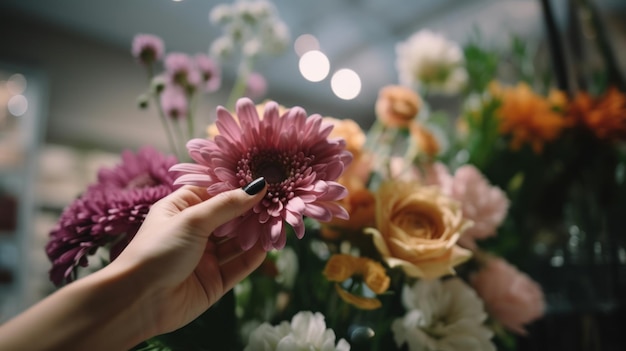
[365,180,472,279]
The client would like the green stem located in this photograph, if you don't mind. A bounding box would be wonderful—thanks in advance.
[154,94,182,160]
[226,57,254,111]
[186,90,198,141]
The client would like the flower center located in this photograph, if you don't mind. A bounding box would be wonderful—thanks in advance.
[239,147,315,204]
[257,163,287,184]
[125,173,156,189]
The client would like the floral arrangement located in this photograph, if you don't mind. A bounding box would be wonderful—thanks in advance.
[44,0,626,350]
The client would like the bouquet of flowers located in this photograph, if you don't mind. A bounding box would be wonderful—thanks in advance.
[44,0,626,350]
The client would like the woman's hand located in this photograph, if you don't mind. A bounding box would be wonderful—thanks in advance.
[0,178,267,351]
[113,179,268,336]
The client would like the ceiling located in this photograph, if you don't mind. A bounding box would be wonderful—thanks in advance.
[0,0,552,111]
[0,0,624,149]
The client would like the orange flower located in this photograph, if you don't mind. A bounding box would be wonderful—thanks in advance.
[324,117,366,157]
[409,122,440,158]
[490,82,569,153]
[323,254,390,310]
[567,87,626,141]
[324,116,373,184]
[323,254,356,282]
[375,85,421,128]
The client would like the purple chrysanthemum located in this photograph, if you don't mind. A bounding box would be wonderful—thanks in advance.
[131,34,165,65]
[194,53,222,92]
[46,147,178,286]
[170,98,352,251]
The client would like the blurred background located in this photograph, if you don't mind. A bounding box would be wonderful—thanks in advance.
[0,0,625,349]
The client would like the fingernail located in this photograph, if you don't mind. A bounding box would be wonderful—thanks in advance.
[242,177,266,195]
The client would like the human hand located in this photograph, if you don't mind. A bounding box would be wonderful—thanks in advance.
[110,177,268,338]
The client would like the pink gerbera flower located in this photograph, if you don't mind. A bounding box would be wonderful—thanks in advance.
[46,147,178,286]
[170,98,351,251]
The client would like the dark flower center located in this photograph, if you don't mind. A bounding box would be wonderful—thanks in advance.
[257,163,287,184]
[238,148,315,203]
[139,48,157,63]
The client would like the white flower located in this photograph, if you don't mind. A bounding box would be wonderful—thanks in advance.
[209,3,233,24]
[392,278,495,351]
[396,30,467,95]
[275,247,298,289]
[210,36,235,59]
[209,0,289,58]
[245,311,350,351]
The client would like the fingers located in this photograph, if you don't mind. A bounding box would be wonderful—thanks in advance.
[181,178,267,238]
[218,242,267,293]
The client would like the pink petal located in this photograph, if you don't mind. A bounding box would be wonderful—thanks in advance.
[285,196,305,213]
[172,174,214,187]
[317,181,348,201]
[216,107,241,141]
[235,97,259,131]
[285,210,305,238]
[303,203,332,221]
[213,167,237,182]
[169,163,208,173]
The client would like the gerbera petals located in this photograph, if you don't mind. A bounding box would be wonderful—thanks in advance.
[215,106,241,140]
[172,173,214,187]
[318,181,348,201]
[303,203,333,222]
[236,97,260,131]
[285,210,305,239]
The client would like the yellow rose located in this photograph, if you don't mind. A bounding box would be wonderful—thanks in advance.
[366,181,472,279]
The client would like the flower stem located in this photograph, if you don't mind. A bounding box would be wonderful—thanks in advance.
[226,57,253,110]
[186,90,198,141]
[153,94,182,159]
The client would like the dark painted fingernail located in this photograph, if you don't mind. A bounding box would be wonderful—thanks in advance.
[242,177,266,195]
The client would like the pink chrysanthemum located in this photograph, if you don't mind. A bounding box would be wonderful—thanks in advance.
[46,147,178,286]
[170,98,351,251]
[131,34,165,65]
[245,72,267,100]
[160,85,188,119]
[165,52,201,88]
[194,53,222,92]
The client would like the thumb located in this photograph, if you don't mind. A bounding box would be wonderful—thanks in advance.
[182,177,267,237]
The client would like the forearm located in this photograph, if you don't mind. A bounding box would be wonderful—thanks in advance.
[0,263,153,351]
